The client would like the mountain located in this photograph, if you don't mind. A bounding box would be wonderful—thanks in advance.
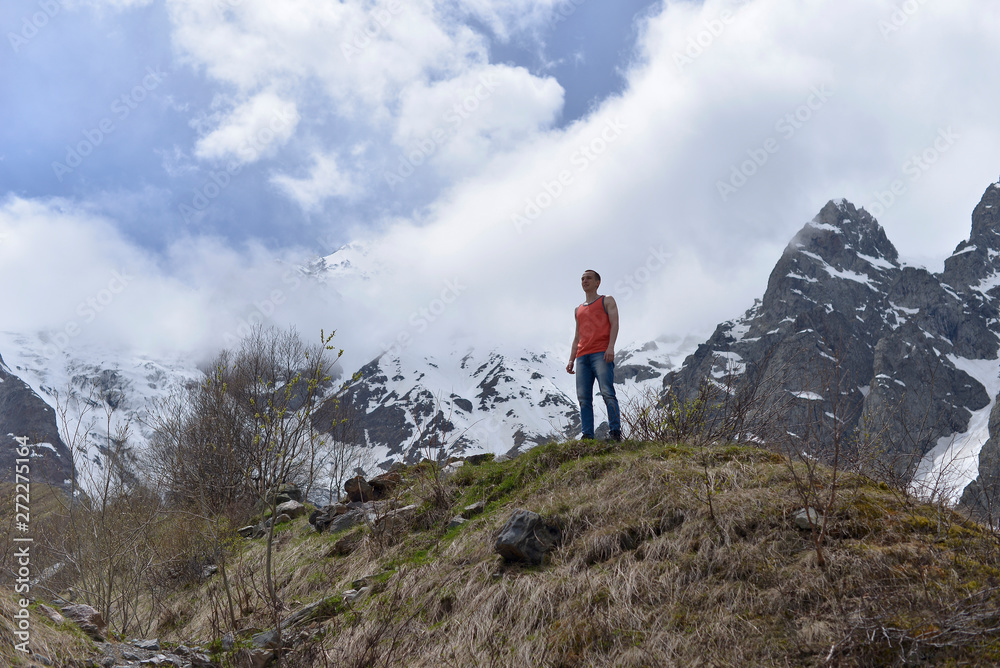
[0,332,203,490]
[7,185,1000,509]
[314,336,700,469]
[0,351,73,487]
[666,183,1000,504]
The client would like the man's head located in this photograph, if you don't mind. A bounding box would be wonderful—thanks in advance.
[581,269,601,292]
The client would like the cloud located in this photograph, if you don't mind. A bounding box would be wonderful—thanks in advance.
[8,0,1000,374]
[167,0,567,200]
[193,92,299,166]
[392,64,565,175]
[271,152,357,211]
[0,195,344,363]
[315,0,1000,357]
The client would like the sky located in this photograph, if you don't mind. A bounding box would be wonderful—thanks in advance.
[2,0,1000,373]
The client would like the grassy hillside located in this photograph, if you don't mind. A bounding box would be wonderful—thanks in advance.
[7,439,1000,666]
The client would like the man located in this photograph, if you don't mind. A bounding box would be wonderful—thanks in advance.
[566,269,622,441]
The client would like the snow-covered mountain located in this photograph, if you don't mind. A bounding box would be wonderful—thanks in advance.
[0,331,203,490]
[313,336,700,469]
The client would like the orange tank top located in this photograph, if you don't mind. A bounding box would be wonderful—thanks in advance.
[575,296,610,358]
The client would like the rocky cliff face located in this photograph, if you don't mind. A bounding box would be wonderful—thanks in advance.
[0,353,74,488]
[668,184,1000,502]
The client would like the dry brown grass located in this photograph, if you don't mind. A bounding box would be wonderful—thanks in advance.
[13,440,1000,667]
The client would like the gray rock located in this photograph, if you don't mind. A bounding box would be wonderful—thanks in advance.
[238,525,258,538]
[462,501,486,519]
[276,500,306,519]
[60,604,106,641]
[448,516,468,530]
[374,503,419,533]
[494,509,561,565]
[343,587,371,604]
[274,513,292,525]
[133,638,160,651]
[251,628,282,649]
[793,507,823,531]
[327,509,365,533]
[247,649,274,668]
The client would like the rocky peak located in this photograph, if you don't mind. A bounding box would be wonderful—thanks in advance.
[785,199,899,268]
[942,183,1000,294]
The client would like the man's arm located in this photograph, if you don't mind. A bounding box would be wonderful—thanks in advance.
[566,309,579,374]
[604,296,619,363]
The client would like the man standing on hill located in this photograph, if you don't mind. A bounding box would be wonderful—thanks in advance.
[566,269,622,441]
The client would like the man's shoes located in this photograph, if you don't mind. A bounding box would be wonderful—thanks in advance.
[608,430,622,442]
[581,434,595,441]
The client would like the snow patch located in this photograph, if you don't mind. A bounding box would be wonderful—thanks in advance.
[911,355,1000,503]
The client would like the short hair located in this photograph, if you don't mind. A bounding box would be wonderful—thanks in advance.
[583,269,601,282]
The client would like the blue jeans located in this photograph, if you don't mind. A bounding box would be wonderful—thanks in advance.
[575,352,621,439]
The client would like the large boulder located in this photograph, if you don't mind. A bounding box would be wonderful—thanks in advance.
[494,509,562,565]
[344,476,374,502]
[61,604,106,641]
[276,500,306,519]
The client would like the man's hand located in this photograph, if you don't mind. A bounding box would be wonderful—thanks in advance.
[604,348,614,363]
[566,360,575,374]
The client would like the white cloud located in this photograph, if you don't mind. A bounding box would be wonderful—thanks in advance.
[193,92,299,166]
[167,0,565,184]
[393,64,564,174]
[271,152,356,211]
[0,196,342,363]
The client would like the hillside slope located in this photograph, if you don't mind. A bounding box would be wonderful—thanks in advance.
[15,439,998,668]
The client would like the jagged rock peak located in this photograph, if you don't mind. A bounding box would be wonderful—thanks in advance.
[969,182,1000,243]
[942,183,1000,291]
[784,199,899,267]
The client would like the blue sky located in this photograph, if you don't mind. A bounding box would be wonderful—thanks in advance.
[3,0,1000,370]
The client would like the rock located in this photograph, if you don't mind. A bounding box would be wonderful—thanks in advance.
[369,472,402,498]
[448,516,467,530]
[343,587,371,604]
[133,638,160,651]
[38,603,65,625]
[246,649,274,668]
[494,509,562,565]
[189,652,216,667]
[221,633,235,651]
[60,604,106,641]
[442,460,465,475]
[462,501,486,519]
[465,453,495,466]
[238,525,258,538]
[793,507,823,531]
[374,503,419,533]
[345,475,374,502]
[274,482,303,504]
[274,513,292,525]
[287,595,342,627]
[202,565,218,579]
[276,500,306,519]
[328,509,366,533]
[252,628,282,649]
